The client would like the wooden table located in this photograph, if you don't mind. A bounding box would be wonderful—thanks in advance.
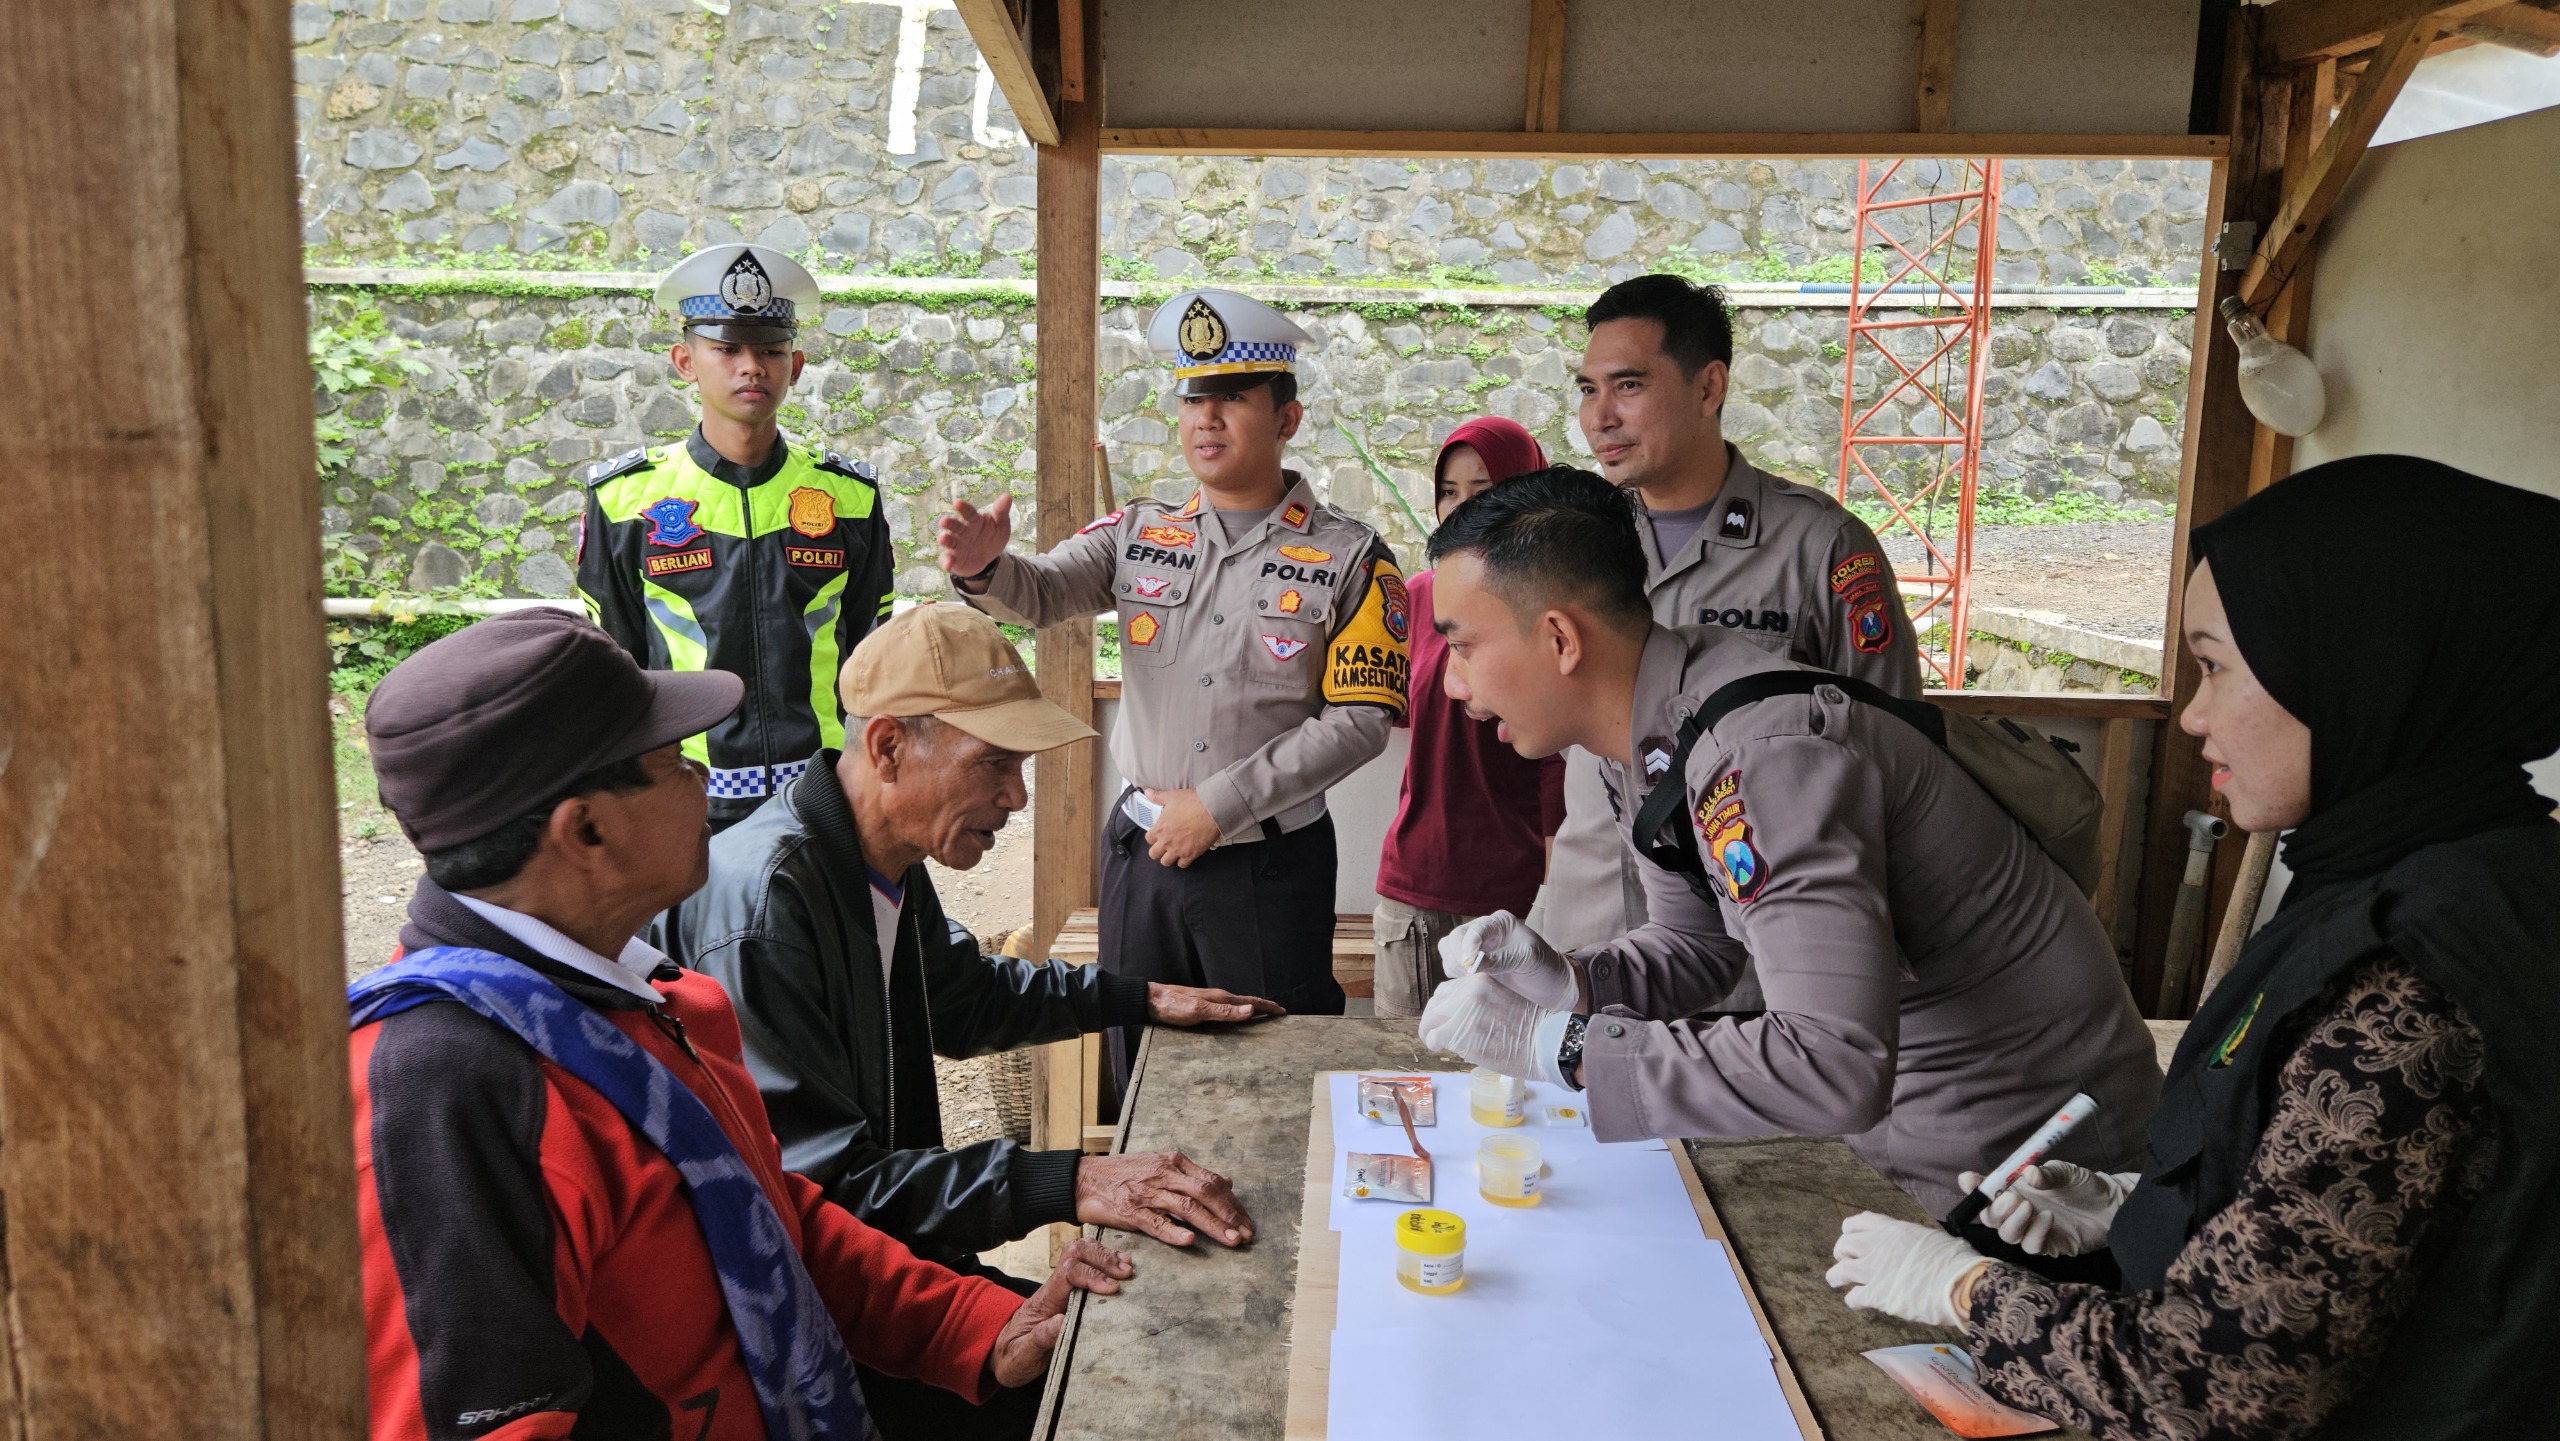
[1033,1018,2085,1440]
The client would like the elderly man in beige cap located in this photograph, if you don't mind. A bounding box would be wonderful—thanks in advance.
[668,601,1281,1441]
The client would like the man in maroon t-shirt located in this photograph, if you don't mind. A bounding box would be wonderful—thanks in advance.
[1372,418,1566,1017]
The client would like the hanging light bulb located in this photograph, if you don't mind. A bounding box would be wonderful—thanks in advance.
[2218,297,2326,437]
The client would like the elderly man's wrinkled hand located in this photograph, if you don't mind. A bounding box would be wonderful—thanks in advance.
[1076,1149,1256,1248]
[1147,982,1285,1027]
[985,1238,1132,1389]
[1825,1212,1985,1330]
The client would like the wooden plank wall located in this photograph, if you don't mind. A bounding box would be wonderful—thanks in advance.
[0,0,367,1431]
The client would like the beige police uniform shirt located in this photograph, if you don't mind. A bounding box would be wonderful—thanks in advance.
[1572,625,2158,1216]
[962,472,1406,844]
[1543,448,1925,962]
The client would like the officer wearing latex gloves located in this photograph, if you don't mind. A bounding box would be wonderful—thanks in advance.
[1438,911,1578,1010]
[1820,1163,2143,1331]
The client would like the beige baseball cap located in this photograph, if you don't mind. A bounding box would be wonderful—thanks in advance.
[841,602,1097,753]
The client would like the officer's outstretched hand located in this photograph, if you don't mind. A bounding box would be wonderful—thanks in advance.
[939,493,1014,579]
[1148,982,1285,1027]
[1142,788,1224,867]
[985,1238,1134,1389]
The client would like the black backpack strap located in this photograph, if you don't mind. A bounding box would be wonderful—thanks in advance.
[1626,668,1947,883]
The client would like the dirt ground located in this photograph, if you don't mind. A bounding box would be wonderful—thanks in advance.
[1883,518,2176,641]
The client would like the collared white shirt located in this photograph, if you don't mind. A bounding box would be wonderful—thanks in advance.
[453,893,668,1004]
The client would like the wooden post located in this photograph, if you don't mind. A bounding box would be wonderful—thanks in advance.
[1524,0,1569,132]
[1031,0,1102,965]
[2246,59,2336,493]
[0,0,366,1430]
[2129,5,2287,1016]
[1915,0,1961,132]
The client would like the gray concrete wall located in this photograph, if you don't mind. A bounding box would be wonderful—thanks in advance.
[290,0,2211,290]
[318,279,2194,597]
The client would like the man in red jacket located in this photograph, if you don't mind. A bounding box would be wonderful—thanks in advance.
[352,608,1131,1441]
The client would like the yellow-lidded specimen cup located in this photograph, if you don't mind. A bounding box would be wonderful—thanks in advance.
[1394,1208,1466,1294]
[1477,1133,1543,1207]
[1468,1066,1526,1127]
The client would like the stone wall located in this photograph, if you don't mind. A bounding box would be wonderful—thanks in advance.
[290,0,2212,289]
[319,279,2191,597]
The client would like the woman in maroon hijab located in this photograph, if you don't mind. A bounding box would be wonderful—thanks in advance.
[1370,417,1565,1017]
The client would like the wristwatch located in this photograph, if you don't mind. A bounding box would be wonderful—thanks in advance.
[954,554,1001,593]
[1556,1013,1589,1091]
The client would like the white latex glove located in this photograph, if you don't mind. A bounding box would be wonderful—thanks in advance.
[1826,1212,1985,1330]
[1957,1162,2139,1258]
[1417,973,1560,1084]
[1437,910,1578,1010]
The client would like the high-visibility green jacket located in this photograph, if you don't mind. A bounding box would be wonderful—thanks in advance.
[576,429,895,822]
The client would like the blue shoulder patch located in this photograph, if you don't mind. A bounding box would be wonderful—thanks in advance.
[583,447,656,487]
[817,450,879,484]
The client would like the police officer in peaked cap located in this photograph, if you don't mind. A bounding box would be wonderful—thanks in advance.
[939,288,1411,1069]
[576,243,896,831]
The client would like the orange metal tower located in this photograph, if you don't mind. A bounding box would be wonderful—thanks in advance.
[1832,158,2002,688]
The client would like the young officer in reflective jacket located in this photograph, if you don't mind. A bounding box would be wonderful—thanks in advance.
[939,289,1408,1029]
[1415,469,2158,1222]
[1542,276,1923,991]
[577,243,895,829]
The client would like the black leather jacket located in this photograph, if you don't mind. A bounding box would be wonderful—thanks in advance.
[664,750,1150,1262]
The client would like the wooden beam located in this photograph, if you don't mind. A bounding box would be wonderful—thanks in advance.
[2260,0,2502,61]
[955,0,1063,146]
[2237,17,2431,310]
[1055,0,1087,102]
[1100,128,2229,160]
[1031,0,1100,963]
[2247,58,2335,493]
[0,0,366,1427]
[2459,1,2560,51]
[1523,0,1568,132]
[2132,6,2287,1018]
[1915,0,1961,133]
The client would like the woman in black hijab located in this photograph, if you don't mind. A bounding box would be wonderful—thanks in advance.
[1825,455,2560,1439]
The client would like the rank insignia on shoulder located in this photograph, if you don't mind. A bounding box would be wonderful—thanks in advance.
[818,451,878,483]
[1718,498,1754,541]
[1079,509,1124,536]
[586,447,653,486]
[1641,738,1675,781]
[641,496,705,549]
[1175,491,1204,519]
[1280,501,1310,529]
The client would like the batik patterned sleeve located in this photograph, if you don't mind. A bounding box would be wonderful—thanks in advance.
[1963,955,2496,1441]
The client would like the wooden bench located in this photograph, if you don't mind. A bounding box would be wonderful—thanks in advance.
[1033,907,1381,1156]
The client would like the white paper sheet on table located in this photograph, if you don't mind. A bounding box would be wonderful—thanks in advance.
[1327,1324,1801,1441]
[1321,1072,1800,1440]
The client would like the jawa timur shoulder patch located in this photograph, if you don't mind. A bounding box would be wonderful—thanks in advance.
[1693,769,1767,903]
[1829,551,1895,655]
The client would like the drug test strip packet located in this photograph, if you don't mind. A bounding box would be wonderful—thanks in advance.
[1358,1075,1438,1126]
[1343,1152,1434,1204]
[1542,1102,1589,1127]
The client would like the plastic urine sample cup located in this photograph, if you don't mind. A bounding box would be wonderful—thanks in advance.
[1477,1133,1543,1207]
[1394,1209,1466,1294]
[1468,1066,1526,1127]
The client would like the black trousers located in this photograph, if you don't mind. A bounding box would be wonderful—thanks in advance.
[857,1261,1042,1441]
[1099,803,1345,1079]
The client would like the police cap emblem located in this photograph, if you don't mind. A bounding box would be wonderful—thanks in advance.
[719,252,775,315]
[1177,297,1228,362]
